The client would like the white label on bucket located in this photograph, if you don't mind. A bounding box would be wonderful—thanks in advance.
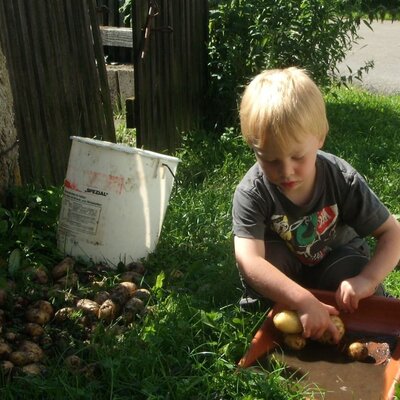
[59,187,104,236]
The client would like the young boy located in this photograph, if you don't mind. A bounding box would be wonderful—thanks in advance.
[233,67,400,342]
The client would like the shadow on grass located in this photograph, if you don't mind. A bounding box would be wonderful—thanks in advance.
[325,91,400,173]
[325,90,400,211]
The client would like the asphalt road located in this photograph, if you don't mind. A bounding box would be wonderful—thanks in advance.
[336,20,400,95]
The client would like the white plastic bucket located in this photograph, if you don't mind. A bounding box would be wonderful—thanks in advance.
[57,136,180,265]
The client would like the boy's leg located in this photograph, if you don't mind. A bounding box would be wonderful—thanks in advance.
[238,240,304,311]
[308,240,385,295]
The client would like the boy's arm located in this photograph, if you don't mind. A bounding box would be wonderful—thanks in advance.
[336,214,400,312]
[234,236,340,341]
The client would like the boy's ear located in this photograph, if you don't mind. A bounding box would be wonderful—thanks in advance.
[318,137,326,149]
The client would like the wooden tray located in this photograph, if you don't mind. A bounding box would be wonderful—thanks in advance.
[239,290,400,399]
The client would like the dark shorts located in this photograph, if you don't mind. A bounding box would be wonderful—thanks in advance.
[239,238,385,312]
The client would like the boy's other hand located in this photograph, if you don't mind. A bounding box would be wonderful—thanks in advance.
[335,276,376,313]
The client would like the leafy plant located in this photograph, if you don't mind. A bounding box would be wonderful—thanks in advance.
[0,186,63,281]
[207,0,373,128]
[359,0,400,20]
[118,0,133,25]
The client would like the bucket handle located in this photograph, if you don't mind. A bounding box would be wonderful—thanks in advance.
[162,163,179,194]
[161,163,176,180]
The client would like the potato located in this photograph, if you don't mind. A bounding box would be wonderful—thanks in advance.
[283,333,307,350]
[54,307,76,322]
[125,261,145,275]
[347,342,369,361]
[4,332,18,342]
[122,297,145,323]
[124,297,144,313]
[25,323,45,337]
[132,288,151,303]
[19,341,44,363]
[98,299,119,323]
[121,281,138,295]
[317,315,345,345]
[9,351,32,366]
[34,266,49,284]
[57,272,79,287]
[273,310,303,334]
[25,300,54,326]
[76,299,100,317]
[0,342,12,359]
[40,334,53,348]
[0,360,14,374]
[64,355,83,371]
[93,291,110,305]
[25,307,51,325]
[80,362,99,379]
[21,363,45,375]
[110,282,137,305]
[34,300,54,316]
[120,270,143,284]
[52,257,75,280]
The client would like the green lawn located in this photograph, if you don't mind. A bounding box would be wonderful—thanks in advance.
[0,86,399,399]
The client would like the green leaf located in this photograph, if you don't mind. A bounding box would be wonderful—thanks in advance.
[153,271,165,291]
[0,220,8,234]
[8,248,22,278]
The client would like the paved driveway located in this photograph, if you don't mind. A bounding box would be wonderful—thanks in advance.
[336,21,400,94]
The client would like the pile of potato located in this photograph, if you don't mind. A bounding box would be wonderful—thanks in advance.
[0,298,53,375]
[273,310,369,361]
[53,257,151,324]
[0,257,152,377]
[56,282,150,324]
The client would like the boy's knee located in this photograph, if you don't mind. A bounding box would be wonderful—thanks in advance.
[265,240,303,280]
[315,247,369,291]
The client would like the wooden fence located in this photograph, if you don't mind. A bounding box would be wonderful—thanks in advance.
[97,0,209,153]
[0,0,115,186]
[133,0,209,153]
[96,0,132,63]
[0,0,209,185]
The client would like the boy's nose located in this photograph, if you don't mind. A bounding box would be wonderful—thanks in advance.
[280,160,294,178]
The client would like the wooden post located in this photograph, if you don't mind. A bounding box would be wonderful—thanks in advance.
[0,44,19,204]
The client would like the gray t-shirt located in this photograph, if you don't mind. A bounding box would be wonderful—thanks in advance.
[232,151,390,266]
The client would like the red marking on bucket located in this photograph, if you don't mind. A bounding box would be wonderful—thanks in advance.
[64,179,81,191]
[84,170,125,195]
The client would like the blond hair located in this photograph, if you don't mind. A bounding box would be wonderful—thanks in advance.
[239,67,329,150]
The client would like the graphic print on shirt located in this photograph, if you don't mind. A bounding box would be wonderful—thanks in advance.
[270,205,338,265]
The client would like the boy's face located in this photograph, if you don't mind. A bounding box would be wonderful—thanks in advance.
[254,134,324,202]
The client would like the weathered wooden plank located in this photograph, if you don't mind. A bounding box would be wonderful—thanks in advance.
[88,0,115,137]
[82,0,112,137]
[125,97,135,128]
[133,0,208,153]
[100,26,133,48]
[0,0,116,185]
[14,0,51,182]
[28,0,69,184]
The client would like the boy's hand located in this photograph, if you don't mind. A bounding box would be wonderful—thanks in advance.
[297,297,341,343]
[335,215,400,313]
[335,276,376,313]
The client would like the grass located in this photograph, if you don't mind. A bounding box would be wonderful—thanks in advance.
[324,88,400,298]
[0,86,400,398]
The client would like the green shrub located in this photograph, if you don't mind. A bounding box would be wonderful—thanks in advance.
[360,0,400,19]
[207,0,371,128]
